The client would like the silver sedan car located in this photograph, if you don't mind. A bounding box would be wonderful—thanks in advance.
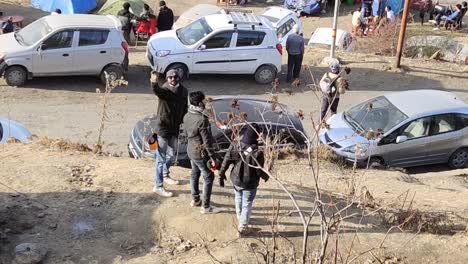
[319,90,468,168]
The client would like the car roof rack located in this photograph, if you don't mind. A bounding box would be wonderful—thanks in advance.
[223,8,254,14]
[227,12,263,30]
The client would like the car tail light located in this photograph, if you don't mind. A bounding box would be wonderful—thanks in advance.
[276,43,282,55]
[121,41,129,55]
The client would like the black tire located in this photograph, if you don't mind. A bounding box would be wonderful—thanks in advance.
[166,63,188,81]
[254,65,276,85]
[368,157,385,169]
[100,65,124,85]
[448,148,468,169]
[5,66,27,87]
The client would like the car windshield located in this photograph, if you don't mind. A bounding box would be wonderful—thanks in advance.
[176,17,213,45]
[260,14,280,23]
[343,96,408,134]
[16,19,52,46]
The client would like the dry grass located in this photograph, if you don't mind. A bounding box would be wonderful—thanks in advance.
[36,136,93,152]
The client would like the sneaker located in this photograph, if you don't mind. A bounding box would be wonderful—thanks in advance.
[237,226,252,237]
[164,176,180,185]
[200,206,222,214]
[190,200,201,207]
[153,186,173,197]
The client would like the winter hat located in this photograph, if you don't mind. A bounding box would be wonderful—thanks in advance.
[329,59,340,74]
[241,124,259,145]
[166,69,179,79]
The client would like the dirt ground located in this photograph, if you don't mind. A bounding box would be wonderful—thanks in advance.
[1,0,468,263]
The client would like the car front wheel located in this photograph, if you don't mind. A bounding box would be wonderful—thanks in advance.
[254,65,276,85]
[448,148,468,169]
[5,66,27,87]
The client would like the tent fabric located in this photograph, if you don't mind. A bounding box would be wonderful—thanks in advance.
[31,0,97,14]
[97,0,146,16]
[384,0,405,14]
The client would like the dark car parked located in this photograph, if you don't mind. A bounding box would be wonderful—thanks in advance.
[128,97,307,163]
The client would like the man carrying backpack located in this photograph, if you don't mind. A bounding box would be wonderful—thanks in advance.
[218,123,269,237]
[319,60,349,121]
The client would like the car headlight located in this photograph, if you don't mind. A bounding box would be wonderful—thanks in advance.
[342,143,369,157]
[156,50,171,57]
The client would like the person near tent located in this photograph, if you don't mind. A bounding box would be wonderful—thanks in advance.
[377,5,396,30]
[157,1,174,31]
[51,8,62,15]
[117,2,136,43]
[419,0,434,25]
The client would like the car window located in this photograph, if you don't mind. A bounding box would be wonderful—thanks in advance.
[430,114,457,135]
[204,31,233,49]
[277,18,296,38]
[457,114,468,129]
[401,117,431,139]
[177,17,213,45]
[16,19,52,46]
[79,30,109,46]
[236,31,265,47]
[43,30,73,49]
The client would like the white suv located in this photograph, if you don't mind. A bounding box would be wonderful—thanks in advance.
[147,12,282,84]
[0,14,129,87]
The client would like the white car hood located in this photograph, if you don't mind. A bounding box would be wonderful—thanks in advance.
[321,113,369,149]
[148,30,189,53]
[0,33,27,54]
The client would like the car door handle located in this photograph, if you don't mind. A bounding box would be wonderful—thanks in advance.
[100,51,107,54]
[62,54,69,57]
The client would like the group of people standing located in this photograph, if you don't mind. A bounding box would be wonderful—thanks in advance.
[149,70,269,236]
[117,1,174,43]
[420,1,467,30]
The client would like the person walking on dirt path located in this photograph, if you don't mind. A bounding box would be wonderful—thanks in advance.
[183,91,223,214]
[157,1,174,32]
[285,25,304,83]
[150,69,188,197]
[218,123,269,237]
[319,60,349,122]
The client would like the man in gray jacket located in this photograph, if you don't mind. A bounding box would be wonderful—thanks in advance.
[183,91,222,214]
[286,25,304,82]
[151,69,188,197]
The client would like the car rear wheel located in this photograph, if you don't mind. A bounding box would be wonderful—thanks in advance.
[254,65,276,85]
[448,148,468,169]
[5,66,27,87]
[100,65,124,85]
[166,63,188,81]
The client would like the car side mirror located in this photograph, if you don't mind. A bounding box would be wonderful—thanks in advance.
[396,135,407,144]
[39,43,48,51]
[198,44,206,50]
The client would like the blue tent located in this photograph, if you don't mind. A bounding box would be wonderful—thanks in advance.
[31,0,97,14]
[385,0,405,14]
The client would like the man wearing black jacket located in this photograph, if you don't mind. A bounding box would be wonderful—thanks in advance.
[183,91,222,214]
[151,69,188,197]
[157,1,174,32]
[219,124,269,236]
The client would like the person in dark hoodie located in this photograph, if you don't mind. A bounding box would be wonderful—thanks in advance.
[150,69,188,197]
[117,2,136,43]
[218,123,269,236]
[157,1,174,31]
[183,91,222,214]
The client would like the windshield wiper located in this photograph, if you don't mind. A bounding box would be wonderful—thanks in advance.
[14,32,24,45]
[344,112,365,134]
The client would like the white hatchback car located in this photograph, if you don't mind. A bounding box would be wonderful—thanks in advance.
[0,14,129,87]
[147,12,282,84]
[259,6,304,46]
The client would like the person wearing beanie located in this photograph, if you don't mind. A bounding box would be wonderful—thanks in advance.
[218,123,269,237]
[157,0,174,31]
[319,59,349,121]
[182,91,222,214]
[150,69,188,197]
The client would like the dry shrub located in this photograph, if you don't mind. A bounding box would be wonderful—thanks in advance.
[277,146,307,160]
[313,144,344,165]
[6,137,21,143]
[354,22,399,56]
[37,136,92,152]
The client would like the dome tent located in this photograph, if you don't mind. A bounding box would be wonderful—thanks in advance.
[31,0,97,14]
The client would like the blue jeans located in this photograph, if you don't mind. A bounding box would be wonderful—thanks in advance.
[190,159,214,208]
[154,135,177,187]
[234,187,257,227]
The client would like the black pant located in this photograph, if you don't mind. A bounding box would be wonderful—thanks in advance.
[287,54,303,82]
[321,96,340,121]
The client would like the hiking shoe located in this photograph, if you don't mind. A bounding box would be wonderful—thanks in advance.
[164,176,180,185]
[190,200,202,207]
[200,206,222,214]
[153,187,173,197]
[237,226,252,237]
